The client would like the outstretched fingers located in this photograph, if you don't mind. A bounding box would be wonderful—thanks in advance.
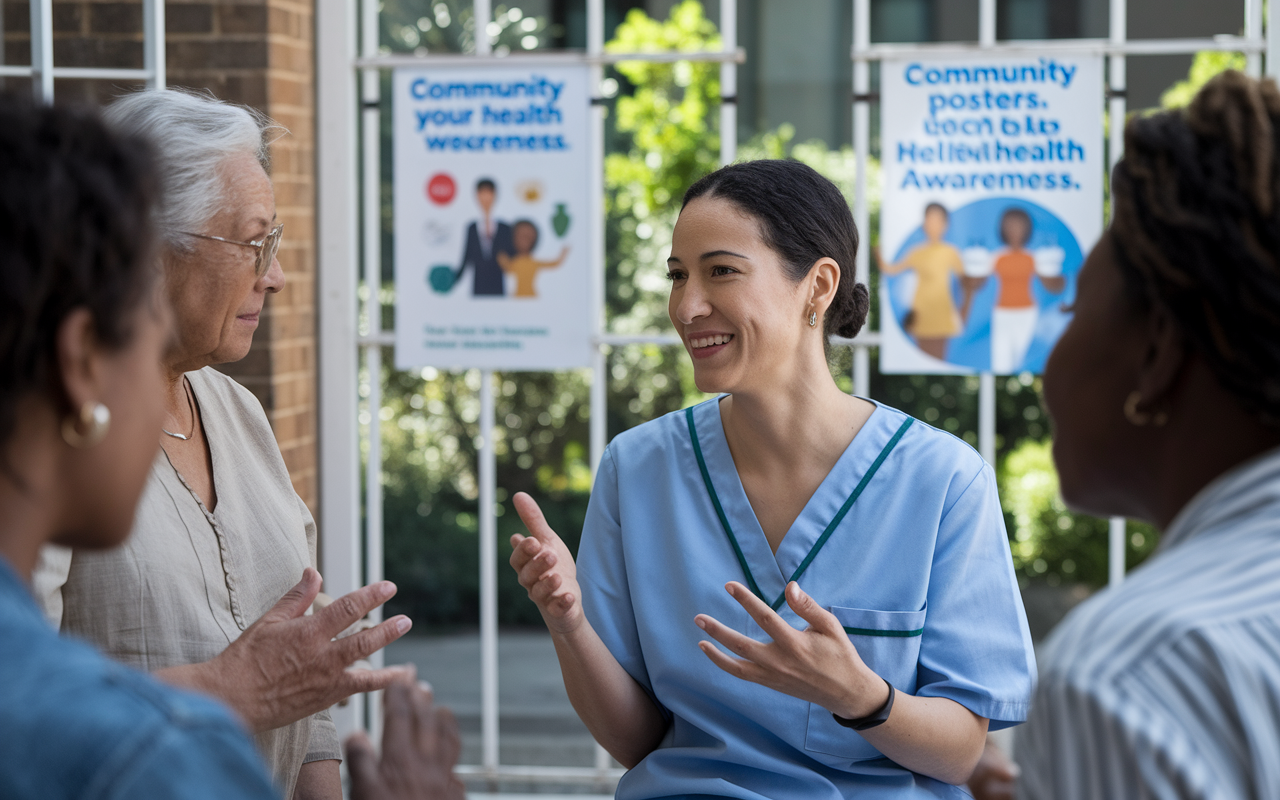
[334,616,413,667]
[695,612,765,663]
[340,664,418,698]
[316,580,398,639]
[722,582,797,643]
[783,582,842,636]
[260,567,323,624]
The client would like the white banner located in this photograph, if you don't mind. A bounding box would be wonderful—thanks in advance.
[393,64,592,370]
[878,55,1104,374]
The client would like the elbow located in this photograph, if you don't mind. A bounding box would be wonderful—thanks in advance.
[942,732,990,787]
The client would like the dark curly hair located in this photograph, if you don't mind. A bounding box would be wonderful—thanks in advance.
[1110,71,1280,427]
[681,160,869,341]
[0,94,159,462]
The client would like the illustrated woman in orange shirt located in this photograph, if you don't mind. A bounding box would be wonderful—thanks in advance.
[980,208,1065,373]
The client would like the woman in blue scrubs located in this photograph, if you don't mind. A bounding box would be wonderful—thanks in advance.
[509,160,1035,798]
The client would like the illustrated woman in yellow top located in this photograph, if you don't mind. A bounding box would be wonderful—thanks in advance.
[498,219,568,298]
[874,203,965,360]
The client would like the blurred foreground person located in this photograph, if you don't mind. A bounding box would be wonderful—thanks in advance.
[35,89,411,799]
[0,92,276,799]
[971,70,1280,799]
[0,94,464,800]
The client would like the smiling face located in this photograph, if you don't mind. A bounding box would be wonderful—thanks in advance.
[164,152,283,371]
[667,196,816,395]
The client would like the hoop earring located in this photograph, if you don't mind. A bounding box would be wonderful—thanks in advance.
[61,401,111,448]
[1123,391,1168,427]
[808,310,818,328]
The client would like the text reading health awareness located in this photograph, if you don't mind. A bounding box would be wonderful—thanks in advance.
[407,75,570,153]
[898,58,1088,191]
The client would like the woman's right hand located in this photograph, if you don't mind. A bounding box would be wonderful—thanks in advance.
[509,492,583,636]
[158,568,414,733]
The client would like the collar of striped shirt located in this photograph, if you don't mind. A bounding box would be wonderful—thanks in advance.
[1159,444,1280,552]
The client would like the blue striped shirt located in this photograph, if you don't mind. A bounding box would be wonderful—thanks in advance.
[1016,446,1280,799]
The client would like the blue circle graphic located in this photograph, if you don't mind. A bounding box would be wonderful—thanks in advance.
[885,196,1084,373]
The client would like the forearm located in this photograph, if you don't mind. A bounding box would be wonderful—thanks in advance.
[551,621,666,768]
[154,659,260,732]
[853,691,987,785]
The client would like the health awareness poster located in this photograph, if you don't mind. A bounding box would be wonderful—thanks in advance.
[878,55,1103,374]
[394,64,592,370]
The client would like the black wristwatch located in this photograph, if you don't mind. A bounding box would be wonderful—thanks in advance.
[831,678,895,731]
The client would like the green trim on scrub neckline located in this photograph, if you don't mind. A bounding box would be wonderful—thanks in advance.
[843,626,924,638]
[686,405,915,612]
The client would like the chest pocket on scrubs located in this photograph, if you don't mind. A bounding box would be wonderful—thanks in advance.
[803,605,927,761]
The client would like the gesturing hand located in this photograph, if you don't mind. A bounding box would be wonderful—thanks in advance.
[695,581,888,721]
[346,675,465,800]
[509,491,583,635]
[207,567,414,732]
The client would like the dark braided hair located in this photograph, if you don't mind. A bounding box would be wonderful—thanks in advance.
[681,160,869,341]
[0,94,159,465]
[1111,70,1280,427]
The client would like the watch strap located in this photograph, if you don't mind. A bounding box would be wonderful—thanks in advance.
[831,678,895,731]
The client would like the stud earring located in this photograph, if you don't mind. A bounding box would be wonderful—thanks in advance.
[808,310,817,328]
[61,401,111,448]
[1123,391,1167,427]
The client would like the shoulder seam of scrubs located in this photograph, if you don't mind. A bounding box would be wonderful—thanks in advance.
[686,405,766,603]
[686,407,914,610]
[843,625,924,637]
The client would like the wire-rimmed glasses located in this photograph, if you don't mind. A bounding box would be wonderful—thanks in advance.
[180,222,284,278]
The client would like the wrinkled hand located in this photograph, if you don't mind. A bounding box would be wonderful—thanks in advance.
[208,567,413,732]
[509,492,583,635]
[346,676,465,800]
[967,737,1018,800]
[695,581,887,720]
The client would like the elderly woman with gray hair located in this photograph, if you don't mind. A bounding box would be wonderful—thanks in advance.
[34,89,412,800]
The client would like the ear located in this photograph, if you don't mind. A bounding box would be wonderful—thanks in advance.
[54,308,106,418]
[1134,300,1187,414]
[808,257,841,318]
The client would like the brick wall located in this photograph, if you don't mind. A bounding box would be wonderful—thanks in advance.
[2,0,321,519]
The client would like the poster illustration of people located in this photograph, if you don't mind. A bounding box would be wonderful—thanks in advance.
[393,64,592,370]
[878,54,1103,374]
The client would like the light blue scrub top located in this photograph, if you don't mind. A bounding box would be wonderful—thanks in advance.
[577,398,1035,799]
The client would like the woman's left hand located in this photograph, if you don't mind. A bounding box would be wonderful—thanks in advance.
[695,581,888,720]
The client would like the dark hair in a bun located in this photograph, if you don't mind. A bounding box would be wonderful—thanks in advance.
[681,159,868,341]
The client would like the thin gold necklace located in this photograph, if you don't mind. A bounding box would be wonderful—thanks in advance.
[162,378,197,441]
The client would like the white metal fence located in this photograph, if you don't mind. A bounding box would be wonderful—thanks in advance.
[1,0,164,101]
[315,0,1279,788]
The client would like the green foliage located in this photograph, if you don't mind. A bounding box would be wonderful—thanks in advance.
[378,1,555,55]
[998,437,1158,586]
[1161,51,1248,109]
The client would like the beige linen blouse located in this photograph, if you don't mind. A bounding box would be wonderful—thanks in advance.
[37,367,340,798]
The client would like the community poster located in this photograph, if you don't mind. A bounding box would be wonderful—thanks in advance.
[878,54,1104,374]
[393,64,592,371]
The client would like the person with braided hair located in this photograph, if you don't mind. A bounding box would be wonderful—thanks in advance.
[968,70,1280,800]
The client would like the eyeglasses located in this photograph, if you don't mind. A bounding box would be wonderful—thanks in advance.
[180,222,284,279]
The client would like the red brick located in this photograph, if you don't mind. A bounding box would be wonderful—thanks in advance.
[90,2,141,34]
[166,4,213,33]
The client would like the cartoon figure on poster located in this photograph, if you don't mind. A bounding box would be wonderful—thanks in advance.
[880,197,1081,373]
[453,178,515,296]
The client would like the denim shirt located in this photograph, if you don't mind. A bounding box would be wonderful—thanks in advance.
[0,556,276,799]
